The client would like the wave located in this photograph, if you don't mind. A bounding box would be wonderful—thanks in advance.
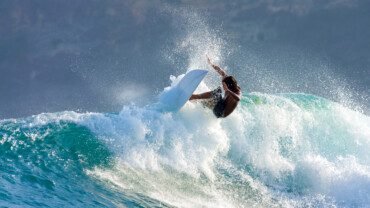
[1,93,369,207]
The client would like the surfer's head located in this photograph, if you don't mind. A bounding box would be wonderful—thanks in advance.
[223,76,240,93]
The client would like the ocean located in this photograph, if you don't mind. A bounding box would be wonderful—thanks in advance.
[1,1,370,207]
[1,92,370,207]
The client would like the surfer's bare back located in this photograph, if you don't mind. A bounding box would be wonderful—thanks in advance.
[190,57,242,118]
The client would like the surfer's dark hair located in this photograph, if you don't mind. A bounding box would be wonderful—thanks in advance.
[223,76,240,93]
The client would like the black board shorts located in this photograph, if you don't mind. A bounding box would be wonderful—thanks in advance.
[211,87,225,118]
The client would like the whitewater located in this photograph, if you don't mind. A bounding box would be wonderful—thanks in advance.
[1,90,370,207]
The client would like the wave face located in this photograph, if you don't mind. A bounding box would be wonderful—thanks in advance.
[1,93,369,207]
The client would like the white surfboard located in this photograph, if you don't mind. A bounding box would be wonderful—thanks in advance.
[158,69,208,111]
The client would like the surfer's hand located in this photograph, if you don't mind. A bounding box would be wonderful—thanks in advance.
[189,94,197,100]
[207,56,212,66]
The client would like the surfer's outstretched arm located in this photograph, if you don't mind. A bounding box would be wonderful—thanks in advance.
[190,91,212,100]
[207,57,227,78]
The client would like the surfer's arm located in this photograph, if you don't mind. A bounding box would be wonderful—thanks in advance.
[222,82,241,101]
[190,91,212,100]
[207,57,226,77]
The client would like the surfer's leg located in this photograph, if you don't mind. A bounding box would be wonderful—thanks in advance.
[190,91,212,100]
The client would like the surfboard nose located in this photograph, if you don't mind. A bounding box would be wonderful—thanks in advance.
[187,69,208,76]
[158,69,208,112]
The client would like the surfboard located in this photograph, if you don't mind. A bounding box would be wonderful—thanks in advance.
[158,69,208,111]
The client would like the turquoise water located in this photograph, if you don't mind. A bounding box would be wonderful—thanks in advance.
[1,93,370,207]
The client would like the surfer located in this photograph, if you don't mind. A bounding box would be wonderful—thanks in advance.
[190,57,241,118]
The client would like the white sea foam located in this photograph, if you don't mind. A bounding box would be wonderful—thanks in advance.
[11,90,370,207]
[79,91,370,207]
